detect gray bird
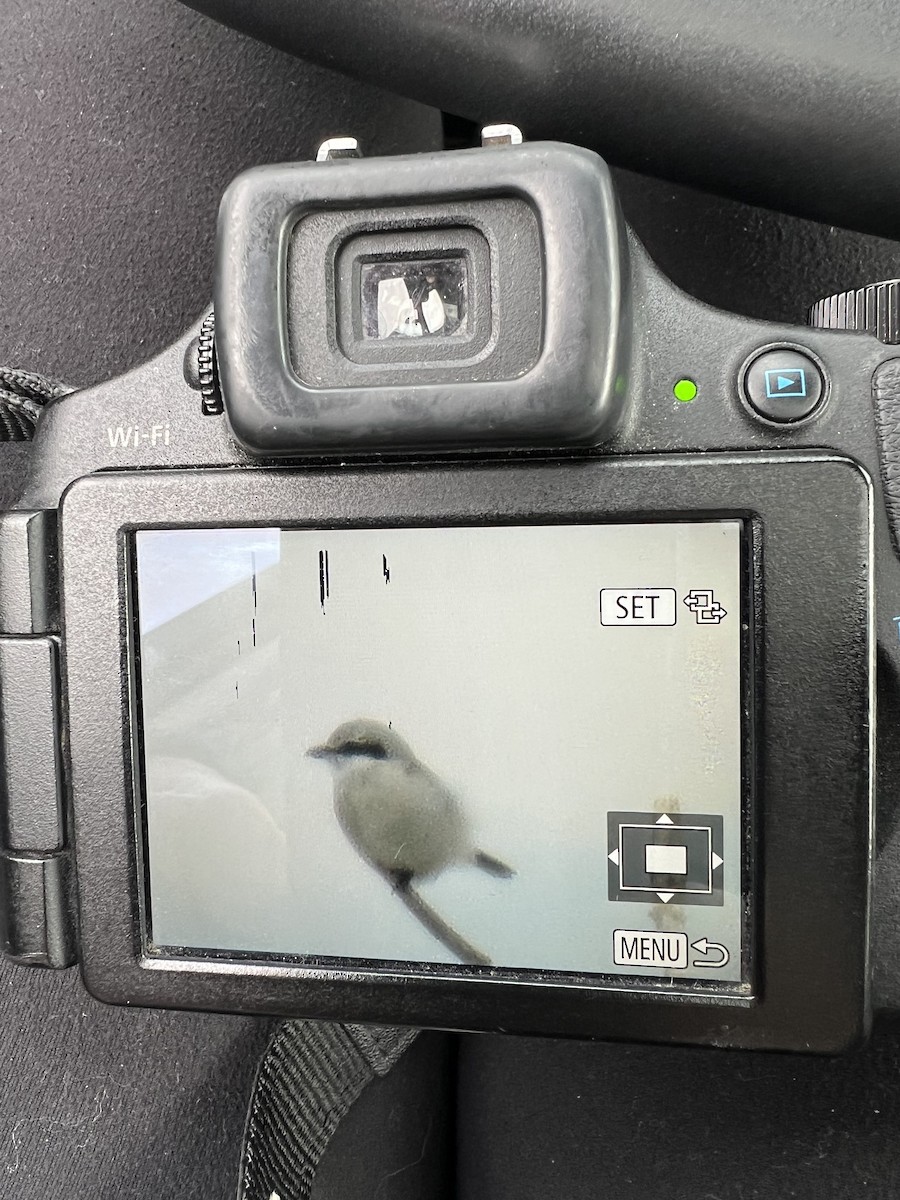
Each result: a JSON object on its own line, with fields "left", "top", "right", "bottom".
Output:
{"left": 308, "top": 718, "right": 513, "bottom": 891}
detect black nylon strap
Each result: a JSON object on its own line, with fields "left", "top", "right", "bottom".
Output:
{"left": 238, "top": 1021, "right": 418, "bottom": 1200}
{"left": 0, "top": 367, "right": 73, "bottom": 440}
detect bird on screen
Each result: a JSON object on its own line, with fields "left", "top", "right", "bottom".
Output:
{"left": 307, "top": 718, "right": 513, "bottom": 892}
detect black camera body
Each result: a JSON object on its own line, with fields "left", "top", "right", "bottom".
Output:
{"left": 1, "top": 141, "right": 896, "bottom": 1054}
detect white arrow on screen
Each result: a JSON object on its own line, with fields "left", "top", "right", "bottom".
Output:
{"left": 691, "top": 938, "right": 730, "bottom": 967}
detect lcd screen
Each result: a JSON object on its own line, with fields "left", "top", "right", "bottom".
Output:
{"left": 134, "top": 521, "right": 745, "bottom": 984}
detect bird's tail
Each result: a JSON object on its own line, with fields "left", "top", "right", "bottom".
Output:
{"left": 474, "top": 850, "right": 515, "bottom": 879}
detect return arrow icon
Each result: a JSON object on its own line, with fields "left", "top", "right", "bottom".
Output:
{"left": 690, "top": 937, "right": 730, "bottom": 968}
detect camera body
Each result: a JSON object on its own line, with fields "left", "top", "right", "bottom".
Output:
{"left": 1, "top": 141, "right": 896, "bottom": 1053}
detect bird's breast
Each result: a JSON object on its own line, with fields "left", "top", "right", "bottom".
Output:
{"left": 333, "top": 760, "right": 468, "bottom": 879}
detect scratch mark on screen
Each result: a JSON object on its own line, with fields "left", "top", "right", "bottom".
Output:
{"left": 383, "top": 554, "right": 391, "bottom": 584}
{"left": 319, "top": 549, "right": 330, "bottom": 613}
{"left": 251, "top": 551, "right": 258, "bottom": 647}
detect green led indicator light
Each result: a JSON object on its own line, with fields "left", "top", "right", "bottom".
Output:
{"left": 673, "top": 378, "right": 698, "bottom": 403}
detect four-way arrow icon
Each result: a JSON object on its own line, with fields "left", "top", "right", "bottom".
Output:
{"left": 608, "top": 813, "right": 724, "bottom": 903}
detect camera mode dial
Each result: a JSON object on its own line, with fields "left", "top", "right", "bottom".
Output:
{"left": 808, "top": 280, "right": 900, "bottom": 344}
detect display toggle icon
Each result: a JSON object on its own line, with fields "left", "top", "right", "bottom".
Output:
{"left": 683, "top": 589, "right": 727, "bottom": 624}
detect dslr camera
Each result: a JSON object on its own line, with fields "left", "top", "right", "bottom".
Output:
{"left": 2, "top": 134, "right": 896, "bottom": 1053}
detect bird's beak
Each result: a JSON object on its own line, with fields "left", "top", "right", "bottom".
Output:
{"left": 307, "top": 744, "right": 331, "bottom": 759}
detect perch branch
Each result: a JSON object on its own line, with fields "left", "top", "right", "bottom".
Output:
{"left": 381, "top": 873, "right": 491, "bottom": 966}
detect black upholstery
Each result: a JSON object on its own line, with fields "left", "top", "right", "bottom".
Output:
{"left": 184, "top": 0, "right": 900, "bottom": 238}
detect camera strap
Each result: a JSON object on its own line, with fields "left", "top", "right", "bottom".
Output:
{"left": 0, "top": 366, "right": 73, "bottom": 440}
{"left": 237, "top": 1020, "right": 418, "bottom": 1200}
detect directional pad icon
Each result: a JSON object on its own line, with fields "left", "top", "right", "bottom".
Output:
{"left": 607, "top": 811, "right": 725, "bottom": 907}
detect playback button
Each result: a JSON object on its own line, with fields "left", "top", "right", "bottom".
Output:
{"left": 740, "top": 345, "right": 827, "bottom": 424}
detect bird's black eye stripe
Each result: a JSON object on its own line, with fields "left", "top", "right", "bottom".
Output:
{"left": 338, "top": 740, "right": 389, "bottom": 759}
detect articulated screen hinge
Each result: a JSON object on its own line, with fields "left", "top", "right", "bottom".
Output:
{"left": 0, "top": 515, "right": 76, "bottom": 967}
{"left": 0, "top": 849, "right": 75, "bottom": 967}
